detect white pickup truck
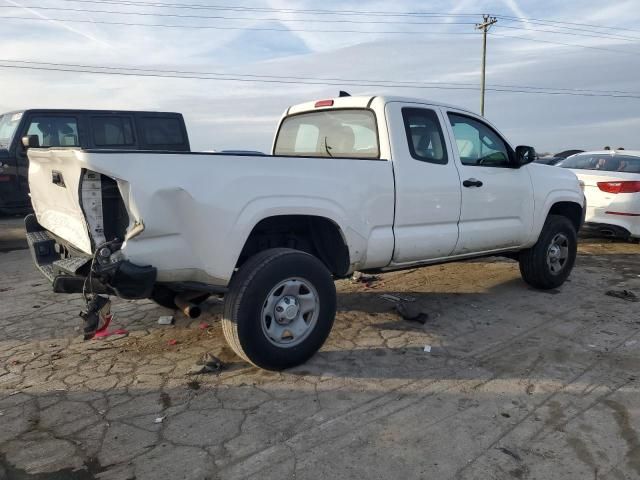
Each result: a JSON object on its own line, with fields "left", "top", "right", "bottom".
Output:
{"left": 25, "top": 95, "right": 585, "bottom": 370}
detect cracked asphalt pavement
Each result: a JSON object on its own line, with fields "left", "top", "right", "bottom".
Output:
{"left": 1, "top": 215, "right": 639, "bottom": 479}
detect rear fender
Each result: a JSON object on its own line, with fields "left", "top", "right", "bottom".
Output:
{"left": 229, "top": 196, "right": 365, "bottom": 273}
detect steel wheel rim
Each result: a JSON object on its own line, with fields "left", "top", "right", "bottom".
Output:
{"left": 546, "top": 233, "right": 569, "bottom": 275}
{"left": 261, "top": 277, "right": 319, "bottom": 348}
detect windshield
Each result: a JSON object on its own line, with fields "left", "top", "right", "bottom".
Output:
{"left": 274, "top": 109, "right": 379, "bottom": 159}
{"left": 0, "top": 112, "right": 23, "bottom": 147}
{"left": 557, "top": 153, "right": 640, "bottom": 173}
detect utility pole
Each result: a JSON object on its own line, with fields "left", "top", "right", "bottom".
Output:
{"left": 476, "top": 14, "right": 497, "bottom": 116}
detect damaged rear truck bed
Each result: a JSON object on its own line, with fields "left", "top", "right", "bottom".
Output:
{"left": 24, "top": 94, "right": 585, "bottom": 370}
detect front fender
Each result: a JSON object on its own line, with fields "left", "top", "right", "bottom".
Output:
{"left": 528, "top": 188, "right": 585, "bottom": 246}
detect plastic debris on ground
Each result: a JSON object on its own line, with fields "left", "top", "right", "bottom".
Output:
{"left": 497, "top": 447, "right": 522, "bottom": 462}
{"left": 92, "top": 314, "right": 129, "bottom": 339}
{"left": 350, "top": 271, "right": 380, "bottom": 287}
{"left": 380, "top": 293, "right": 416, "bottom": 303}
{"left": 395, "top": 302, "right": 429, "bottom": 324}
{"left": 199, "top": 322, "right": 209, "bottom": 330}
{"left": 154, "top": 416, "right": 166, "bottom": 424}
{"left": 605, "top": 289, "right": 638, "bottom": 302}
{"left": 167, "top": 339, "right": 179, "bottom": 346}
{"left": 158, "top": 315, "right": 174, "bottom": 325}
{"left": 188, "top": 352, "right": 226, "bottom": 375}
{"left": 423, "top": 345, "right": 432, "bottom": 353}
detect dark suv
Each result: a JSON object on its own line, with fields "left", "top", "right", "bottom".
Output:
{"left": 0, "top": 109, "right": 190, "bottom": 214}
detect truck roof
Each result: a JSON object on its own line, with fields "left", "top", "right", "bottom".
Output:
{"left": 286, "top": 95, "right": 478, "bottom": 116}
{"left": 1, "top": 109, "right": 183, "bottom": 117}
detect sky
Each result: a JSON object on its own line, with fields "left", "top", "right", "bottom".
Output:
{"left": 1, "top": 0, "right": 640, "bottom": 154}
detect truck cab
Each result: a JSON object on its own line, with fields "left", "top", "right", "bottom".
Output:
{"left": 0, "top": 109, "right": 190, "bottom": 214}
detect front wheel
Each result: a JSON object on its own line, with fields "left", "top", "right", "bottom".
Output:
{"left": 222, "top": 248, "right": 336, "bottom": 370}
{"left": 519, "top": 215, "right": 577, "bottom": 289}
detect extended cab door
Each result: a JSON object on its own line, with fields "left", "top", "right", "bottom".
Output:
{"left": 443, "top": 109, "right": 534, "bottom": 254}
{"left": 386, "top": 102, "right": 462, "bottom": 264}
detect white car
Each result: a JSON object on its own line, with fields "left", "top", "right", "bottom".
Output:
{"left": 25, "top": 94, "right": 585, "bottom": 369}
{"left": 557, "top": 150, "right": 640, "bottom": 240}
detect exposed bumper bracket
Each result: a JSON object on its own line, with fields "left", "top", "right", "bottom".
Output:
{"left": 26, "top": 214, "right": 157, "bottom": 299}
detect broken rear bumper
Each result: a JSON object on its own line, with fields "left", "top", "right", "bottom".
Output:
{"left": 25, "top": 214, "right": 157, "bottom": 299}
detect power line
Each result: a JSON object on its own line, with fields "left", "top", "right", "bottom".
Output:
{"left": 494, "top": 13, "right": 640, "bottom": 35}
{"left": 45, "top": 0, "right": 640, "bottom": 37}
{"left": 495, "top": 24, "right": 640, "bottom": 43}
{"left": 495, "top": 15, "right": 640, "bottom": 40}
{"left": 1, "top": 13, "right": 637, "bottom": 47}
{"left": 1, "top": 60, "right": 640, "bottom": 99}
{"left": 1, "top": 6, "right": 638, "bottom": 48}
{"left": 3, "top": 6, "right": 637, "bottom": 44}
{"left": 0, "top": 15, "right": 484, "bottom": 34}
{"left": 4, "top": 13, "right": 639, "bottom": 56}
{"left": 3, "top": 58, "right": 638, "bottom": 96}
{"left": 489, "top": 31, "right": 640, "bottom": 56}
{"left": 45, "top": 0, "right": 484, "bottom": 17}
{"left": 0, "top": 5, "right": 479, "bottom": 25}
{"left": 30, "top": 0, "right": 640, "bottom": 43}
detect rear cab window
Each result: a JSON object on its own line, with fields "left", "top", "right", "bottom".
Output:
{"left": 274, "top": 109, "right": 379, "bottom": 159}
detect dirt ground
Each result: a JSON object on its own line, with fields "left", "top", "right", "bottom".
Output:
{"left": 0, "top": 216, "right": 639, "bottom": 479}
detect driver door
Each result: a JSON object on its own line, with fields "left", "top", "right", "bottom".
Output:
{"left": 444, "top": 109, "right": 534, "bottom": 254}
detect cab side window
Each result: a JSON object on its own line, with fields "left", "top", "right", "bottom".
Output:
{"left": 26, "top": 117, "right": 79, "bottom": 147}
{"left": 92, "top": 116, "right": 135, "bottom": 147}
{"left": 448, "top": 113, "right": 511, "bottom": 167}
{"left": 402, "top": 108, "right": 448, "bottom": 165}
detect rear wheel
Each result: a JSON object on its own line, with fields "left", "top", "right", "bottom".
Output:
{"left": 519, "top": 215, "right": 577, "bottom": 289}
{"left": 222, "top": 248, "right": 336, "bottom": 370}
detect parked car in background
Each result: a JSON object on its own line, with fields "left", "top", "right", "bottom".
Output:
{"left": 535, "top": 149, "right": 584, "bottom": 165}
{"left": 557, "top": 150, "right": 640, "bottom": 240}
{"left": 24, "top": 94, "right": 584, "bottom": 370}
{"left": 0, "top": 109, "right": 190, "bottom": 214}
{"left": 219, "top": 150, "right": 266, "bottom": 155}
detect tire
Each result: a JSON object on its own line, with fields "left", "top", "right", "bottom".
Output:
{"left": 519, "top": 215, "right": 577, "bottom": 289}
{"left": 222, "top": 248, "right": 336, "bottom": 370}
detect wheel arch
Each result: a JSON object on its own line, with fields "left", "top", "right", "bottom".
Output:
{"left": 528, "top": 189, "right": 584, "bottom": 246}
{"left": 236, "top": 214, "right": 351, "bottom": 277}
{"left": 547, "top": 200, "right": 584, "bottom": 232}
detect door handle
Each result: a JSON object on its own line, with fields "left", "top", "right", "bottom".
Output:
{"left": 52, "top": 171, "right": 65, "bottom": 187}
{"left": 463, "top": 178, "right": 483, "bottom": 188}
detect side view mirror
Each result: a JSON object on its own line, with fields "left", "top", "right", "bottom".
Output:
{"left": 22, "top": 135, "right": 40, "bottom": 149}
{"left": 515, "top": 145, "right": 536, "bottom": 167}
